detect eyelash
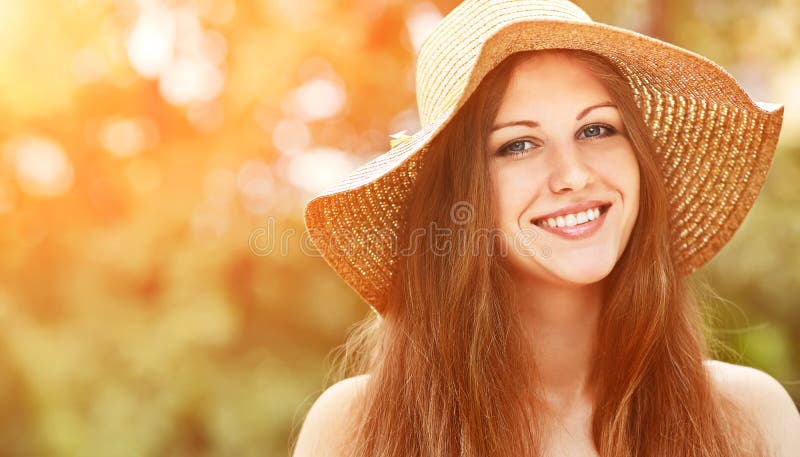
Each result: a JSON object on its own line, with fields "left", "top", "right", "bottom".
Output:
{"left": 496, "top": 123, "right": 617, "bottom": 157}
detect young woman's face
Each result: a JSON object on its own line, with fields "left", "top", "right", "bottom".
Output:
{"left": 487, "top": 53, "right": 640, "bottom": 288}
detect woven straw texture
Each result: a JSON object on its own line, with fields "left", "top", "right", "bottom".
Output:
{"left": 303, "top": 0, "right": 784, "bottom": 315}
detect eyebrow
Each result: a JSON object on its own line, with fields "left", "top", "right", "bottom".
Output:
{"left": 489, "top": 101, "right": 618, "bottom": 133}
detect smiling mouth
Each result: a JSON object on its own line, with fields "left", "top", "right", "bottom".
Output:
{"left": 532, "top": 203, "right": 611, "bottom": 228}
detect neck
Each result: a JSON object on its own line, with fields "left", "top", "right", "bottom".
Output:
{"left": 514, "top": 277, "right": 603, "bottom": 411}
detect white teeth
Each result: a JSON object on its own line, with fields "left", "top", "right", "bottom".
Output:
{"left": 537, "top": 205, "right": 605, "bottom": 228}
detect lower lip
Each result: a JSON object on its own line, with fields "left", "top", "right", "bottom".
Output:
{"left": 534, "top": 206, "right": 609, "bottom": 240}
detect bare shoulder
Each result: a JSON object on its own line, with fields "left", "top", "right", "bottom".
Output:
{"left": 704, "top": 359, "right": 800, "bottom": 457}
{"left": 292, "top": 374, "right": 371, "bottom": 457}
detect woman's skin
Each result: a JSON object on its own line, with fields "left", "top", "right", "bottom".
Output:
{"left": 486, "top": 52, "right": 640, "bottom": 449}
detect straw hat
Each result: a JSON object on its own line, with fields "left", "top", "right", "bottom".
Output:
{"left": 303, "top": 0, "right": 784, "bottom": 316}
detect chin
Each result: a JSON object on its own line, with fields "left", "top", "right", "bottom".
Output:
{"left": 507, "top": 254, "right": 616, "bottom": 288}
{"left": 555, "top": 266, "right": 613, "bottom": 285}
{"left": 540, "top": 257, "right": 616, "bottom": 286}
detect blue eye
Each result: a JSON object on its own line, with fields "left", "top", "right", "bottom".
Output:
{"left": 578, "top": 124, "right": 615, "bottom": 139}
{"left": 498, "top": 139, "right": 537, "bottom": 157}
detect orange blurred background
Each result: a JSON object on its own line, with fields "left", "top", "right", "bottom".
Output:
{"left": 0, "top": 0, "right": 798, "bottom": 456}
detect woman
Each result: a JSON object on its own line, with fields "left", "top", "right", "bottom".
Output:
{"left": 293, "top": 1, "right": 799, "bottom": 456}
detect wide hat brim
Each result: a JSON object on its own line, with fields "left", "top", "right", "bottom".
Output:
{"left": 304, "top": 16, "right": 784, "bottom": 316}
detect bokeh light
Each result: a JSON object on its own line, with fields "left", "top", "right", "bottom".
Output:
{"left": 284, "top": 77, "right": 347, "bottom": 122}
{"left": 236, "top": 159, "right": 274, "bottom": 215}
{"left": 272, "top": 118, "right": 312, "bottom": 155}
{"left": 406, "top": 2, "right": 443, "bottom": 52}
{"left": 4, "top": 136, "right": 74, "bottom": 198}
{"left": 282, "top": 147, "right": 360, "bottom": 196}
{"left": 98, "top": 117, "right": 157, "bottom": 158}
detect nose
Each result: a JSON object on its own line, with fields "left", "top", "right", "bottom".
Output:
{"left": 546, "top": 142, "right": 593, "bottom": 193}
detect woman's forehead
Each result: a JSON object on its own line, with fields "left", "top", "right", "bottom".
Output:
{"left": 504, "top": 53, "right": 610, "bottom": 97}
{"left": 495, "top": 56, "right": 615, "bottom": 122}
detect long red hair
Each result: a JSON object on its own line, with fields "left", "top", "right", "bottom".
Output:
{"left": 319, "top": 49, "right": 768, "bottom": 457}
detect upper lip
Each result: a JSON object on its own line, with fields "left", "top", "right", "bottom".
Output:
{"left": 532, "top": 200, "right": 611, "bottom": 222}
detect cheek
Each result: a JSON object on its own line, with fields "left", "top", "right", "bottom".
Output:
{"left": 620, "top": 147, "right": 640, "bottom": 198}
{"left": 490, "top": 164, "right": 544, "bottom": 225}
{"left": 590, "top": 145, "right": 640, "bottom": 196}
